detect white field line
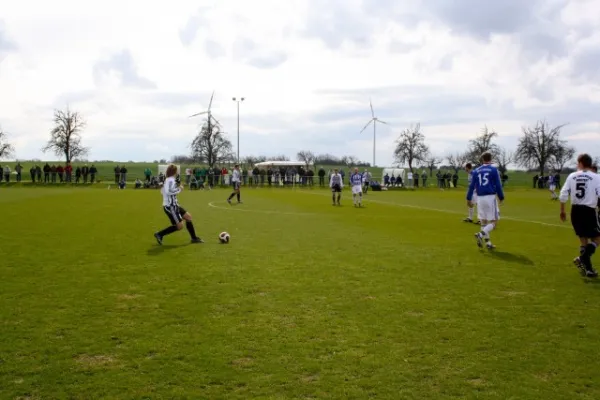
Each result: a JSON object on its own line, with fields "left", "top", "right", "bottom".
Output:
{"left": 298, "top": 190, "right": 568, "bottom": 229}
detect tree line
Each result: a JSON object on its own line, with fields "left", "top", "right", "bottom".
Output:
{"left": 393, "top": 120, "right": 577, "bottom": 175}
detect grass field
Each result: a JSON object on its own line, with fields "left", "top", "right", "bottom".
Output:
{"left": 2, "top": 185, "right": 599, "bottom": 399}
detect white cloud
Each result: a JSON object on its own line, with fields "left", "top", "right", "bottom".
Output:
{"left": 0, "top": 0, "right": 599, "bottom": 166}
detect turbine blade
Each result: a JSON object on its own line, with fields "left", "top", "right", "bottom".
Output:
{"left": 377, "top": 120, "right": 389, "bottom": 125}
{"left": 370, "top": 99, "right": 374, "bottom": 118}
{"left": 208, "top": 90, "right": 215, "bottom": 110}
{"left": 210, "top": 115, "right": 222, "bottom": 126}
{"left": 189, "top": 111, "right": 208, "bottom": 118}
{"left": 360, "top": 120, "right": 373, "bottom": 133}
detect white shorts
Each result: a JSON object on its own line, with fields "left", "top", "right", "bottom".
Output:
{"left": 549, "top": 184, "right": 556, "bottom": 191}
{"left": 477, "top": 195, "right": 499, "bottom": 222}
{"left": 352, "top": 185, "right": 363, "bottom": 195}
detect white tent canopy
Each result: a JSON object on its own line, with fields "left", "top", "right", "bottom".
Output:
{"left": 254, "top": 161, "right": 308, "bottom": 167}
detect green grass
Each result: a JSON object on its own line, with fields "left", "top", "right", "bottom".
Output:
{"left": 1, "top": 185, "right": 599, "bottom": 399}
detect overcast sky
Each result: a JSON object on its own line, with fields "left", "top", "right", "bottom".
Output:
{"left": 1, "top": 0, "right": 599, "bottom": 165}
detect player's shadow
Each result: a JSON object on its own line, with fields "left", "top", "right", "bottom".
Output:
{"left": 147, "top": 244, "right": 186, "bottom": 256}
{"left": 485, "top": 251, "right": 535, "bottom": 266}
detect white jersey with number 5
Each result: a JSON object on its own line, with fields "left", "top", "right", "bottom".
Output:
{"left": 559, "top": 171, "right": 600, "bottom": 208}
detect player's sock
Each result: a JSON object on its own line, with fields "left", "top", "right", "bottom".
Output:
{"left": 359, "top": 193, "right": 362, "bottom": 205}
{"left": 482, "top": 223, "right": 495, "bottom": 236}
{"left": 185, "top": 221, "right": 197, "bottom": 239}
{"left": 332, "top": 193, "right": 336, "bottom": 203}
{"left": 468, "top": 207, "right": 474, "bottom": 220}
{"left": 236, "top": 193, "right": 240, "bottom": 202}
{"left": 337, "top": 194, "right": 341, "bottom": 203}
{"left": 158, "top": 225, "right": 178, "bottom": 237}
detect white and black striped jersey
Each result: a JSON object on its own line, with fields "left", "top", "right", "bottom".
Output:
{"left": 231, "top": 169, "right": 241, "bottom": 182}
{"left": 162, "top": 176, "right": 181, "bottom": 206}
{"left": 330, "top": 173, "right": 343, "bottom": 188}
{"left": 559, "top": 170, "right": 600, "bottom": 208}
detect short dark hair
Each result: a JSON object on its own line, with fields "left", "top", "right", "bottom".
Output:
{"left": 578, "top": 153, "right": 593, "bottom": 168}
{"left": 465, "top": 163, "right": 472, "bottom": 169}
{"left": 481, "top": 152, "right": 492, "bottom": 163}
{"left": 592, "top": 165, "right": 598, "bottom": 173}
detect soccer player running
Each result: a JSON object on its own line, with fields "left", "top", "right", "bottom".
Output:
{"left": 466, "top": 152, "right": 504, "bottom": 250}
{"left": 154, "top": 164, "right": 203, "bottom": 245}
{"left": 227, "top": 164, "right": 242, "bottom": 204}
{"left": 560, "top": 154, "right": 600, "bottom": 278}
{"left": 350, "top": 168, "right": 364, "bottom": 207}
{"left": 362, "top": 169, "right": 371, "bottom": 194}
{"left": 548, "top": 173, "right": 558, "bottom": 200}
{"left": 463, "top": 163, "right": 480, "bottom": 225}
{"left": 330, "top": 168, "right": 343, "bottom": 206}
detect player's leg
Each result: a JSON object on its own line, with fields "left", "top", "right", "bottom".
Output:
{"left": 227, "top": 184, "right": 237, "bottom": 203}
{"left": 236, "top": 183, "right": 242, "bottom": 203}
{"left": 337, "top": 187, "right": 341, "bottom": 205}
{"left": 181, "top": 208, "right": 203, "bottom": 243}
{"left": 358, "top": 190, "right": 363, "bottom": 206}
{"left": 155, "top": 206, "right": 185, "bottom": 244}
{"left": 331, "top": 187, "right": 336, "bottom": 205}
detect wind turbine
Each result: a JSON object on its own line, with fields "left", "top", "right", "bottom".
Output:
{"left": 359, "top": 99, "right": 389, "bottom": 167}
{"left": 189, "top": 90, "right": 222, "bottom": 128}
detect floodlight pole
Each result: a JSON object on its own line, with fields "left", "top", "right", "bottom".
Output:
{"left": 232, "top": 97, "right": 245, "bottom": 163}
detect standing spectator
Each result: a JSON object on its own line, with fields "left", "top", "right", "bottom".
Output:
{"left": 414, "top": 172, "right": 419, "bottom": 188}
{"left": 533, "top": 174, "right": 538, "bottom": 189}
{"left": 221, "top": 166, "right": 228, "bottom": 185}
{"left": 75, "top": 166, "right": 81, "bottom": 183}
{"left": 407, "top": 170, "right": 413, "bottom": 188}
{"left": 57, "top": 164, "right": 64, "bottom": 182}
{"left": 267, "top": 167, "right": 273, "bottom": 186}
{"left": 15, "top": 162, "right": 23, "bottom": 182}
{"left": 35, "top": 165, "right": 42, "bottom": 182}
{"left": 242, "top": 166, "right": 248, "bottom": 186}
{"left": 144, "top": 166, "right": 152, "bottom": 182}
{"left": 30, "top": 165, "right": 36, "bottom": 182}
{"left": 120, "top": 165, "right": 127, "bottom": 183}
{"left": 308, "top": 169, "right": 314, "bottom": 186}
{"left": 82, "top": 164, "right": 89, "bottom": 183}
{"left": 90, "top": 164, "right": 97, "bottom": 183}
{"left": 114, "top": 165, "right": 121, "bottom": 184}
{"left": 452, "top": 172, "right": 458, "bottom": 188}
{"left": 65, "top": 163, "right": 73, "bottom": 182}
{"left": 3, "top": 165, "right": 11, "bottom": 182}
{"left": 208, "top": 167, "right": 215, "bottom": 188}
{"left": 253, "top": 166, "right": 260, "bottom": 186}
{"left": 340, "top": 168, "right": 345, "bottom": 183}
{"left": 318, "top": 167, "right": 325, "bottom": 186}
{"left": 260, "top": 169, "right": 266, "bottom": 186}
{"left": 214, "top": 167, "right": 221, "bottom": 187}
{"left": 422, "top": 171, "right": 428, "bottom": 187}
{"left": 51, "top": 164, "right": 57, "bottom": 183}
{"left": 554, "top": 172, "right": 560, "bottom": 188}
{"left": 185, "top": 167, "right": 192, "bottom": 185}
{"left": 43, "top": 163, "right": 51, "bottom": 183}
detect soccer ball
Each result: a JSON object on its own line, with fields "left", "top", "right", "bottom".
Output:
{"left": 219, "top": 232, "right": 230, "bottom": 244}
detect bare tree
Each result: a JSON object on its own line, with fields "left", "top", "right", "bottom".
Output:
{"left": 446, "top": 152, "right": 469, "bottom": 174}
{"left": 190, "top": 123, "right": 234, "bottom": 167}
{"left": 315, "top": 153, "right": 340, "bottom": 165}
{"left": 394, "top": 123, "right": 429, "bottom": 172}
{"left": 0, "top": 127, "right": 15, "bottom": 159}
{"left": 270, "top": 154, "right": 290, "bottom": 161}
{"left": 297, "top": 150, "right": 316, "bottom": 170}
{"left": 42, "top": 108, "right": 89, "bottom": 163}
{"left": 242, "top": 155, "right": 267, "bottom": 167}
{"left": 340, "top": 155, "right": 359, "bottom": 169}
{"left": 496, "top": 147, "right": 514, "bottom": 174}
{"left": 466, "top": 125, "right": 500, "bottom": 165}
{"left": 550, "top": 144, "right": 575, "bottom": 173}
{"left": 424, "top": 153, "right": 442, "bottom": 177}
{"left": 515, "top": 120, "right": 567, "bottom": 175}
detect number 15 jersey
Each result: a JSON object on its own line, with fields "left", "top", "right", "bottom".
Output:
{"left": 559, "top": 170, "right": 600, "bottom": 208}
{"left": 466, "top": 164, "right": 504, "bottom": 201}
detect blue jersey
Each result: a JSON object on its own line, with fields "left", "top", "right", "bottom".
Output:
{"left": 350, "top": 173, "right": 363, "bottom": 186}
{"left": 549, "top": 175, "right": 554, "bottom": 184}
{"left": 467, "top": 164, "right": 504, "bottom": 201}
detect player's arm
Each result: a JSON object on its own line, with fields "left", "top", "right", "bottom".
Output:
{"left": 558, "top": 176, "right": 571, "bottom": 203}
{"left": 329, "top": 175, "right": 333, "bottom": 188}
{"left": 494, "top": 169, "right": 505, "bottom": 202}
{"left": 165, "top": 179, "right": 182, "bottom": 195}
{"left": 466, "top": 172, "right": 476, "bottom": 203}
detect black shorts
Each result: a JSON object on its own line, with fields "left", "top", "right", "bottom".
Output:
{"left": 571, "top": 205, "right": 600, "bottom": 238}
{"left": 233, "top": 181, "right": 240, "bottom": 190}
{"left": 164, "top": 205, "right": 187, "bottom": 225}
{"left": 331, "top": 184, "right": 342, "bottom": 193}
